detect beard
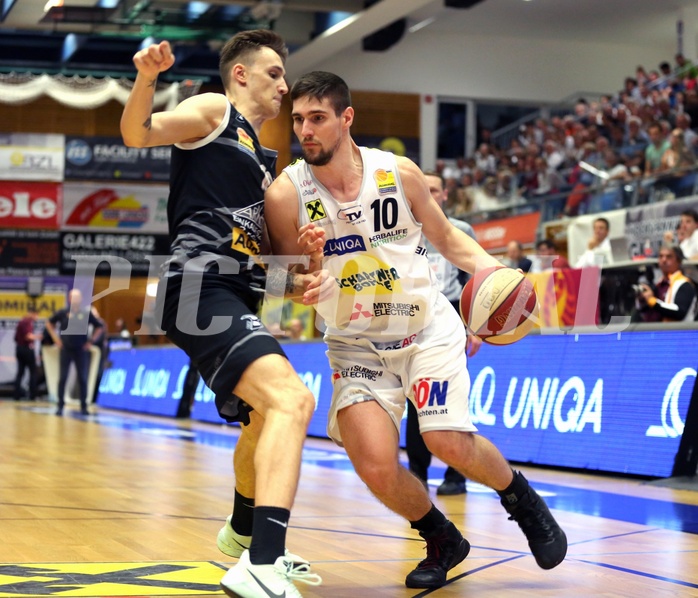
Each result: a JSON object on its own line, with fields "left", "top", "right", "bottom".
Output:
{"left": 301, "top": 145, "right": 334, "bottom": 166}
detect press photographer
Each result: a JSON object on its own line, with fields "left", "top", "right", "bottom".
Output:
{"left": 633, "top": 245, "right": 697, "bottom": 323}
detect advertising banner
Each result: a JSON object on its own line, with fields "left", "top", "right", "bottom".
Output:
{"left": 59, "top": 231, "right": 170, "bottom": 276}
{"left": 0, "top": 181, "right": 62, "bottom": 229}
{"left": 624, "top": 195, "right": 698, "bottom": 258}
{"left": 62, "top": 182, "right": 169, "bottom": 234}
{"left": 98, "top": 330, "right": 694, "bottom": 477}
{"left": 0, "top": 287, "right": 67, "bottom": 321}
{"left": 65, "top": 136, "right": 171, "bottom": 182}
{"left": 0, "top": 229, "right": 60, "bottom": 276}
{"left": 0, "top": 133, "right": 65, "bottom": 181}
{"left": 99, "top": 343, "right": 338, "bottom": 441}
{"left": 473, "top": 211, "right": 540, "bottom": 251}
{"left": 468, "top": 329, "right": 694, "bottom": 477}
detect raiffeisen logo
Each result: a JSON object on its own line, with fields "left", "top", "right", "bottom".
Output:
{"left": 469, "top": 367, "right": 603, "bottom": 434}
{"left": 645, "top": 367, "right": 695, "bottom": 438}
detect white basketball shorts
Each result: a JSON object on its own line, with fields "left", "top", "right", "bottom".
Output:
{"left": 325, "top": 293, "right": 478, "bottom": 445}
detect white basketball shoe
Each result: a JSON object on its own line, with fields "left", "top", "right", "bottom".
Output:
{"left": 220, "top": 549, "right": 321, "bottom": 598}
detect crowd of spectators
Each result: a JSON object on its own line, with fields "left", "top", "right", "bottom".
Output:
{"left": 440, "top": 53, "right": 698, "bottom": 222}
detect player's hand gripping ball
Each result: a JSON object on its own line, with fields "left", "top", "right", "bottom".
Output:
{"left": 460, "top": 266, "right": 538, "bottom": 345}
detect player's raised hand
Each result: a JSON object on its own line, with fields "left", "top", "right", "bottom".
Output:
{"left": 298, "top": 223, "right": 325, "bottom": 269}
{"left": 132, "top": 41, "right": 175, "bottom": 78}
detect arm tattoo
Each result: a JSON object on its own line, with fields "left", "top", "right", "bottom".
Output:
{"left": 147, "top": 78, "right": 157, "bottom": 89}
{"left": 266, "top": 267, "right": 297, "bottom": 295}
{"left": 142, "top": 116, "right": 152, "bottom": 131}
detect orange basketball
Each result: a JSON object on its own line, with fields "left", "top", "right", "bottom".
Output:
{"left": 460, "top": 266, "right": 538, "bottom": 345}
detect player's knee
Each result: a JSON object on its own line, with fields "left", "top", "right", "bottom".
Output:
{"left": 354, "top": 459, "right": 399, "bottom": 493}
{"left": 425, "top": 431, "right": 474, "bottom": 468}
{"left": 267, "top": 384, "right": 315, "bottom": 426}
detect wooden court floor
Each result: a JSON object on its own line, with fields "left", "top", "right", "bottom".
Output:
{"left": 1, "top": 400, "right": 698, "bottom": 597}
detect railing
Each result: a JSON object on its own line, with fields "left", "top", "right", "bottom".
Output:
{"left": 458, "top": 163, "right": 698, "bottom": 230}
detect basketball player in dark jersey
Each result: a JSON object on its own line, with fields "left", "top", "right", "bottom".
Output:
{"left": 121, "top": 31, "right": 322, "bottom": 598}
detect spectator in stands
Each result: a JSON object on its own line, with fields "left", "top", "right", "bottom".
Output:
{"left": 624, "top": 116, "right": 649, "bottom": 147}
{"left": 676, "top": 113, "right": 698, "bottom": 154}
{"left": 542, "top": 140, "right": 565, "bottom": 172}
{"left": 675, "top": 53, "right": 698, "bottom": 81}
{"left": 470, "top": 176, "right": 501, "bottom": 213}
{"left": 532, "top": 239, "right": 570, "bottom": 271}
{"left": 474, "top": 143, "right": 497, "bottom": 174}
{"left": 658, "top": 61, "right": 674, "bottom": 90}
{"left": 603, "top": 150, "right": 632, "bottom": 184}
{"left": 660, "top": 128, "right": 697, "bottom": 176}
{"left": 634, "top": 244, "right": 697, "bottom": 323}
{"left": 496, "top": 169, "right": 523, "bottom": 204}
{"left": 575, "top": 217, "right": 613, "bottom": 268}
{"left": 504, "top": 240, "right": 532, "bottom": 272}
{"left": 443, "top": 156, "right": 467, "bottom": 181}
{"left": 644, "top": 122, "right": 670, "bottom": 177}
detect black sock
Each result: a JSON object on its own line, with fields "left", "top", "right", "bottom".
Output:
{"left": 230, "top": 489, "right": 255, "bottom": 536}
{"left": 409, "top": 504, "right": 448, "bottom": 535}
{"left": 497, "top": 470, "right": 529, "bottom": 506}
{"left": 248, "top": 506, "right": 289, "bottom": 565}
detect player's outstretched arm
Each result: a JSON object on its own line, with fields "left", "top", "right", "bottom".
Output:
{"left": 121, "top": 41, "right": 225, "bottom": 148}
{"left": 398, "top": 157, "right": 500, "bottom": 274}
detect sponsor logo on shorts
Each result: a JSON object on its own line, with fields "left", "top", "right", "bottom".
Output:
{"left": 413, "top": 378, "right": 449, "bottom": 409}
{"left": 241, "top": 314, "right": 263, "bottom": 331}
{"left": 325, "top": 234, "right": 367, "bottom": 256}
{"left": 336, "top": 267, "right": 400, "bottom": 291}
{"left": 373, "top": 169, "right": 397, "bottom": 194}
{"left": 369, "top": 228, "right": 407, "bottom": 247}
{"left": 376, "top": 333, "right": 418, "bottom": 351}
{"left": 350, "top": 302, "right": 373, "bottom": 321}
{"left": 373, "top": 302, "right": 420, "bottom": 317}
{"left": 335, "top": 365, "right": 383, "bottom": 381}
{"left": 305, "top": 198, "right": 327, "bottom": 221}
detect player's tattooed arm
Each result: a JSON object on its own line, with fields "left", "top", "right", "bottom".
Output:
{"left": 265, "top": 266, "right": 299, "bottom": 296}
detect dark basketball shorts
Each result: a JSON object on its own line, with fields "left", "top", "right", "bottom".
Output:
{"left": 157, "top": 273, "right": 287, "bottom": 424}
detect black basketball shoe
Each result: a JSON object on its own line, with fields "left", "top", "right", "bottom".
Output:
{"left": 501, "top": 474, "right": 567, "bottom": 569}
{"left": 405, "top": 521, "right": 470, "bottom": 588}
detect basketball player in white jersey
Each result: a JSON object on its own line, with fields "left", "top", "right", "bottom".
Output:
{"left": 265, "top": 71, "right": 567, "bottom": 589}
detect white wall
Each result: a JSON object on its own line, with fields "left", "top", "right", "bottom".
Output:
{"left": 313, "top": 30, "right": 676, "bottom": 104}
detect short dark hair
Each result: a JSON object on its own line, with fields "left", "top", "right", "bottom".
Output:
{"left": 594, "top": 217, "right": 610, "bottom": 229}
{"left": 661, "top": 244, "right": 685, "bottom": 263}
{"left": 219, "top": 29, "right": 288, "bottom": 90}
{"left": 422, "top": 170, "right": 443, "bottom": 184}
{"left": 536, "top": 239, "right": 556, "bottom": 251}
{"left": 290, "top": 71, "right": 351, "bottom": 116}
{"left": 681, "top": 209, "right": 698, "bottom": 223}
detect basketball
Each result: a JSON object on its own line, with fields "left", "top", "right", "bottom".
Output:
{"left": 460, "top": 266, "right": 538, "bottom": 345}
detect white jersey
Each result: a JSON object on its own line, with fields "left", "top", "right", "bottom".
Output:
{"left": 285, "top": 147, "right": 439, "bottom": 342}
